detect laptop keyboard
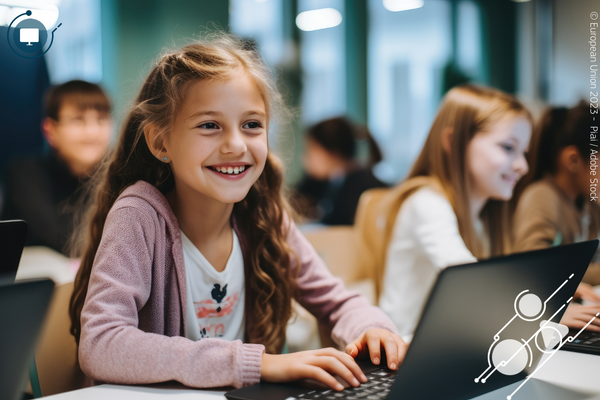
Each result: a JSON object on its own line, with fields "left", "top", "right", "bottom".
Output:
{"left": 289, "top": 368, "right": 396, "bottom": 399}
{"left": 570, "top": 330, "right": 600, "bottom": 347}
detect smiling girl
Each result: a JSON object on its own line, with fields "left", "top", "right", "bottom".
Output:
{"left": 364, "top": 85, "right": 532, "bottom": 337}
{"left": 68, "top": 35, "right": 404, "bottom": 391}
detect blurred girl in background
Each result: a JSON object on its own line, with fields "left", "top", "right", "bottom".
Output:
{"left": 293, "top": 117, "right": 387, "bottom": 225}
{"left": 361, "top": 85, "right": 532, "bottom": 337}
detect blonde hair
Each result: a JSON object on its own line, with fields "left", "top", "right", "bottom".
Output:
{"left": 70, "top": 33, "right": 297, "bottom": 354}
{"left": 362, "top": 85, "right": 532, "bottom": 300}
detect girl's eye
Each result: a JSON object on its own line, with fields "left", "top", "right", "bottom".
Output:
{"left": 198, "top": 122, "right": 219, "bottom": 130}
{"left": 242, "top": 121, "right": 262, "bottom": 129}
{"left": 500, "top": 144, "right": 514, "bottom": 152}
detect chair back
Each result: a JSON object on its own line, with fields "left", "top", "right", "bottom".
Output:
{"left": 303, "top": 226, "right": 365, "bottom": 284}
{"left": 353, "top": 177, "right": 444, "bottom": 303}
{"left": 353, "top": 187, "right": 392, "bottom": 303}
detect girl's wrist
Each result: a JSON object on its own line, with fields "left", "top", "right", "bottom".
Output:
{"left": 261, "top": 353, "right": 271, "bottom": 377}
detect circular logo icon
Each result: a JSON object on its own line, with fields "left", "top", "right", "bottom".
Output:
{"left": 7, "top": 10, "right": 61, "bottom": 59}
{"left": 12, "top": 18, "right": 48, "bottom": 55}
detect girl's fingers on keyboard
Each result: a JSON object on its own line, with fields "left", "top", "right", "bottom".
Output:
{"left": 302, "top": 365, "right": 345, "bottom": 391}
{"left": 381, "top": 336, "right": 398, "bottom": 370}
{"left": 365, "top": 329, "right": 382, "bottom": 366}
{"left": 311, "top": 355, "right": 360, "bottom": 387}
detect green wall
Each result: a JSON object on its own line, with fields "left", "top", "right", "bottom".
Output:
{"left": 100, "top": 0, "right": 229, "bottom": 126}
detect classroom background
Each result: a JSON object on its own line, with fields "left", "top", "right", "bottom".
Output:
{"left": 0, "top": 0, "right": 598, "bottom": 397}
{"left": 0, "top": 0, "right": 595, "bottom": 190}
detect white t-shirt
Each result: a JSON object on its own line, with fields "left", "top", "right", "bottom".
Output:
{"left": 181, "top": 229, "right": 245, "bottom": 341}
{"left": 378, "top": 187, "right": 477, "bottom": 337}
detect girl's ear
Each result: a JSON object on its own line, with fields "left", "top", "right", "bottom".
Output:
{"left": 561, "top": 145, "right": 583, "bottom": 173}
{"left": 441, "top": 127, "right": 454, "bottom": 155}
{"left": 144, "top": 124, "right": 169, "bottom": 162}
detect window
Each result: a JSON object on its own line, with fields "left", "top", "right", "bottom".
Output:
{"left": 298, "top": 0, "right": 346, "bottom": 125}
{"left": 44, "top": 0, "right": 103, "bottom": 84}
{"left": 368, "top": 0, "right": 482, "bottom": 183}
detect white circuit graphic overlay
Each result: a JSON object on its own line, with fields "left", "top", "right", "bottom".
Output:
{"left": 474, "top": 273, "right": 599, "bottom": 399}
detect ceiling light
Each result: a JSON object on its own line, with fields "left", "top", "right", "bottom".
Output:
{"left": 383, "top": 0, "right": 424, "bottom": 12}
{"left": 296, "top": 8, "right": 342, "bottom": 32}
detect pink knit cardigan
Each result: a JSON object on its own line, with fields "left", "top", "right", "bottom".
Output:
{"left": 79, "top": 180, "right": 398, "bottom": 389}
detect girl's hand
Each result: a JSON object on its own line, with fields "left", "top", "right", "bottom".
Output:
{"left": 344, "top": 328, "right": 408, "bottom": 371}
{"left": 560, "top": 303, "right": 600, "bottom": 332}
{"left": 574, "top": 282, "right": 600, "bottom": 303}
{"left": 261, "top": 348, "right": 368, "bottom": 391}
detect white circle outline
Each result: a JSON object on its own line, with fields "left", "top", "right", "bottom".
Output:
{"left": 514, "top": 290, "right": 546, "bottom": 321}
{"left": 535, "top": 325, "right": 562, "bottom": 354}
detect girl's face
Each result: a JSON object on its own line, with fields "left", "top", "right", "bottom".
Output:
{"left": 466, "top": 114, "right": 531, "bottom": 201}
{"left": 164, "top": 71, "right": 268, "bottom": 204}
{"left": 303, "top": 137, "right": 345, "bottom": 180}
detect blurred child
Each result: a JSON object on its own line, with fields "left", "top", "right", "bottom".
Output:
{"left": 69, "top": 35, "right": 405, "bottom": 391}
{"left": 365, "top": 85, "right": 532, "bottom": 337}
{"left": 513, "top": 102, "right": 600, "bottom": 332}
{"left": 293, "top": 117, "right": 386, "bottom": 225}
{"left": 1, "top": 80, "right": 112, "bottom": 255}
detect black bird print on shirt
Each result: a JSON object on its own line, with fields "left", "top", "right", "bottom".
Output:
{"left": 211, "top": 283, "right": 228, "bottom": 312}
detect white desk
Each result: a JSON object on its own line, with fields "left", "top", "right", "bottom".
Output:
{"left": 534, "top": 350, "right": 600, "bottom": 393}
{"left": 42, "top": 350, "right": 600, "bottom": 400}
{"left": 473, "top": 350, "right": 600, "bottom": 400}
{"left": 42, "top": 384, "right": 228, "bottom": 400}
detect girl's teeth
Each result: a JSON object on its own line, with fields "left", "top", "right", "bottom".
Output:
{"left": 213, "top": 166, "right": 247, "bottom": 174}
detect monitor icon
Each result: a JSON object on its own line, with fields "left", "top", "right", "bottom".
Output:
{"left": 20, "top": 28, "right": 39, "bottom": 46}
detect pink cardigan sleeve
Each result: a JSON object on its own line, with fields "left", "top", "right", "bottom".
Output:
{"left": 79, "top": 206, "right": 264, "bottom": 389}
{"left": 286, "top": 220, "right": 399, "bottom": 347}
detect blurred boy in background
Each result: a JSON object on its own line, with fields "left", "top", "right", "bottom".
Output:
{"left": 1, "top": 80, "right": 112, "bottom": 255}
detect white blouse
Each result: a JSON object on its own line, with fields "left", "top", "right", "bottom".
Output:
{"left": 378, "top": 187, "right": 477, "bottom": 337}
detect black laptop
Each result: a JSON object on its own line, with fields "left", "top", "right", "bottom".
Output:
{"left": 226, "top": 240, "right": 599, "bottom": 400}
{"left": 561, "top": 328, "right": 600, "bottom": 355}
{"left": 0, "top": 219, "right": 28, "bottom": 283}
{"left": 0, "top": 278, "right": 54, "bottom": 400}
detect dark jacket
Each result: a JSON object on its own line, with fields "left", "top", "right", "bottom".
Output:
{"left": 1, "top": 151, "right": 87, "bottom": 255}
{"left": 296, "top": 168, "right": 388, "bottom": 225}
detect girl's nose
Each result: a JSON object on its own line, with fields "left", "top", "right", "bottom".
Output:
{"left": 221, "top": 128, "right": 247, "bottom": 155}
{"left": 514, "top": 153, "right": 529, "bottom": 176}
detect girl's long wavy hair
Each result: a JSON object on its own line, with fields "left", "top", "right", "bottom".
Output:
{"left": 69, "top": 34, "right": 297, "bottom": 354}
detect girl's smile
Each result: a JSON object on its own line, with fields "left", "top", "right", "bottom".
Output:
{"left": 501, "top": 173, "right": 520, "bottom": 186}
{"left": 206, "top": 163, "right": 252, "bottom": 180}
